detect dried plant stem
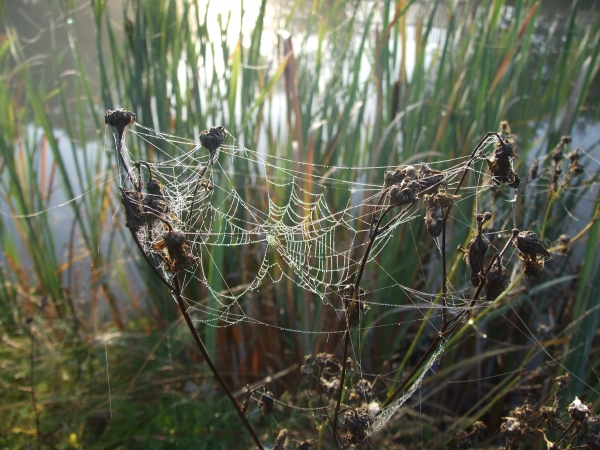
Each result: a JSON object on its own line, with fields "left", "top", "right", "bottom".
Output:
{"left": 332, "top": 201, "right": 415, "bottom": 446}
{"left": 171, "top": 275, "right": 264, "bottom": 450}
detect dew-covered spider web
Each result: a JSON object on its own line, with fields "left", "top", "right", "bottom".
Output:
{"left": 106, "top": 117, "right": 572, "bottom": 440}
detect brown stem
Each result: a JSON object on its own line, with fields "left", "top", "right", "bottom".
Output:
{"left": 171, "top": 275, "right": 264, "bottom": 449}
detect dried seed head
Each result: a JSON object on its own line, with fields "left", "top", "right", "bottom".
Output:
{"left": 120, "top": 188, "right": 145, "bottom": 233}
{"left": 199, "top": 126, "right": 226, "bottom": 158}
{"left": 561, "top": 135, "right": 572, "bottom": 145}
{"left": 388, "top": 179, "right": 419, "bottom": 207}
{"left": 486, "top": 261, "right": 508, "bottom": 302}
{"left": 315, "top": 353, "right": 341, "bottom": 372}
{"left": 458, "top": 236, "right": 489, "bottom": 287}
{"left": 551, "top": 147, "right": 564, "bottom": 164}
{"left": 342, "top": 407, "right": 373, "bottom": 445}
{"left": 556, "top": 234, "right": 570, "bottom": 256}
{"left": 272, "top": 429, "right": 288, "bottom": 450}
{"left": 434, "top": 191, "right": 461, "bottom": 208}
{"left": 508, "top": 171, "right": 521, "bottom": 189}
{"left": 540, "top": 405, "right": 559, "bottom": 421}
{"left": 568, "top": 148, "right": 580, "bottom": 163}
{"left": 528, "top": 158, "right": 539, "bottom": 180}
{"left": 154, "top": 229, "right": 198, "bottom": 273}
{"left": 351, "top": 379, "right": 375, "bottom": 402}
{"left": 476, "top": 212, "right": 493, "bottom": 224}
{"left": 523, "top": 259, "right": 544, "bottom": 279}
{"left": 568, "top": 397, "right": 591, "bottom": 423}
{"left": 554, "top": 373, "right": 570, "bottom": 391}
{"left": 423, "top": 194, "right": 443, "bottom": 237}
{"left": 500, "top": 417, "right": 523, "bottom": 438}
{"left": 383, "top": 165, "right": 417, "bottom": 189}
{"left": 487, "top": 139, "right": 520, "bottom": 187}
{"left": 105, "top": 108, "right": 136, "bottom": 131}
{"left": 454, "top": 430, "right": 472, "bottom": 449}
{"left": 417, "top": 163, "right": 445, "bottom": 194}
{"left": 515, "top": 230, "right": 551, "bottom": 261}
{"left": 499, "top": 120, "right": 511, "bottom": 135}
{"left": 258, "top": 391, "right": 274, "bottom": 416}
{"left": 471, "top": 421, "right": 487, "bottom": 437}
{"left": 320, "top": 376, "right": 340, "bottom": 397}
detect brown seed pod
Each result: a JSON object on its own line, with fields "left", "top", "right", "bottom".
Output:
{"left": 342, "top": 407, "right": 373, "bottom": 445}
{"left": 458, "top": 236, "right": 489, "bottom": 287}
{"left": 423, "top": 194, "right": 443, "bottom": 237}
{"left": 153, "top": 229, "right": 198, "bottom": 273}
{"left": 383, "top": 165, "right": 417, "bottom": 189}
{"left": 351, "top": 379, "right": 375, "bottom": 402}
{"left": 388, "top": 179, "right": 419, "bottom": 207}
{"left": 433, "top": 191, "right": 461, "bottom": 208}
{"left": 141, "top": 163, "right": 168, "bottom": 227}
{"left": 314, "top": 353, "right": 341, "bottom": 373}
{"left": 528, "top": 158, "right": 539, "bottom": 181}
{"left": 272, "top": 429, "right": 288, "bottom": 450}
{"left": 199, "top": 126, "right": 226, "bottom": 159}
{"left": 485, "top": 261, "right": 508, "bottom": 302}
{"left": 486, "top": 139, "right": 519, "bottom": 186}
{"left": 119, "top": 187, "right": 145, "bottom": 233}
{"left": 515, "top": 230, "right": 551, "bottom": 261}
{"left": 417, "top": 163, "right": 445, "bottom": 194}
{"left": 523, "top": 259, "right": 544, "bottom": 279}
{"left": 105, "top": 108, "right": 136, "bottom": 131}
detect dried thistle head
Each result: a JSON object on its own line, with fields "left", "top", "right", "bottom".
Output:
{"left": 342, "top": 406, "right": 373, "bottom": 445}
{"left": 515, "top": 230, "right": 551, "bottom": 261}
{"left": 119, "top": 187, "right": 145, "bottom": 233}
{"left": 388, "top": 178, "right": 419, "bottom": 207}
{"left": 258, "top": 391, "right": 274, "bottom": 416}
{"left": 200, "top": 126, "right": 226, "bottom": 159}
{"left": 315, "top": 353, "right": 341, "bottom": 373}
{"left": 423, "top": 194, "right": 443, "bottom": 237}
{"left": 105, "top": 108, "right": 136, "bottom": 132}
{"left": 486, "top": 260, "right": 508, "bottom": 302}
{"left": 153, "top": 229, "right": 198, "bottom": 273}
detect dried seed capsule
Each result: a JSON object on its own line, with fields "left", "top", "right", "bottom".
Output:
{"left": 351, "top": 379, "right": 375, "bottom": 402}
{"left": 458, "top": 236, "right": 489, "bottom": 287}
{"left": 153, "top": 229, "right": 198, "bottom": 273}
{"left": 486, "top": 261, "right": 508, "bottom": 302}
{"left": 119, "top": 188, "right": 145, "bottom": 233}
{"left": 417, "top": 163, "right": 444, "bottom": 194}
{"left": 105, "top": 108, "right": 136, "bottom": 130}
{"left": 423, "top": 194, "right": 443, "bottom": 237}
{"left": 199, "top": 126, "right": 226, "bottom": 159}
{"left": 523, "top": 259, "right": 544, "bottom": 279}
{"left": 433, "top": 191, "right": 461, "bottom": 208}
{"left": 383, "top": 165, "right": 417, "bottom": 189}
{"left": 315, "top": 353, "right": 341, "bottom": 372}
{"left": 568, "top": 397, "right": 591, "bottom": 423}
{"left": 388, "top": 179, "right": 419, "bottom": 207}
{"left": 515, "top": 230, "right": 551, "bottom": 261}
{"left": 528, "top": 158, "right": 539, "bottom": 181}
{"left": 342, "top": 407, "right": 374, "bottom": 445}
{"left": 272, "top": 429, "right": 288, "bottom": 450}
{"left": 341, "top": 285, "right": 368, "bottom": 328}
{"left": 320, "top": 377, "right": 340, "bottom": 397}
{"left": 486, "top": 139, "right": 519, "bottom": 186}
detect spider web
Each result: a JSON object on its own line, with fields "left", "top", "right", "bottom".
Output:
{"left": 108, "top": 120, "right": 510, "bottom": 436}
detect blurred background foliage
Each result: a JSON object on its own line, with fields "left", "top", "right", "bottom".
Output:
{"left": 1, "top": 0, "right": 599, "bottom": 448}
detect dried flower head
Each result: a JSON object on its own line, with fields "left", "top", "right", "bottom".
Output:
{"left": 153, "top": 229, "right": 198, "bottom": 273}
{"left": 383, "top": 165, "right": 417, "bottom": 189}
{"left": 315, "top": 353, "right": 341, "bottom": 373}
{"left": 486, "top": 260, "right": 509, "bottom": 302}
{"left": 556, "top": 234, "right": 570, "bottom": 256}
{"left": 554, "top": 373, "right": 570, "bottom": 391}
{"left": 417, "top": 163, "right": 445, "bottom": 194}
{"left": 486, "top": 139, "right": 520, "bottom": 188}
{"left": 388, "top": 178, "right": 419, "bottom": 207}
{"left": 350, "top": 379, "right": 375, "bottom": 402}
{"left": 320, "top": 376, "right": 340, "bottom": 397}
{"left": 423, "top": 194, "right": 443, "bottom": 237}
{"left": 454, "top": 429, "right": 472, "bottom": 448}
{"left": 258, "top": 391, "right": 274, "bottom": 416}
{"left": 472, "top": 421, "right": 487, "bottom": 437}
{"left": 500, "top": 417, "right": 523, "bottom": 439}
{"left": 458, "top": 236, "right": 489, "bottom": 287}
{"left": 434, "top": 190, "right": 461, "bottom": 208}
{"left": 141, "top": 164, "right": 168, "bottom": 229}
{"left": 200, "top": 126, "right": 226, "bottom": 159}
{"left": 515, "top": 230, "right": 551, "bottom": 261}
{"left": 568, "top": 397, "right": 591, "bottom": 423}
{"left": 300, "top": 355, "right": 313, "bottom": 375}
{"left": 523, "top": 259, "right": 544, "bottom": 279}
{"left": 105, "top": 108, "right": 136, "bottom": 131}
{"left": 294, "top": 439, "right": 317, "bottom": 449}
{"left": 119, "top": 188, "right": 145, "bottom": 233}
{"left": 342, "top": 406, "right": 373, "bottom": 445}
{"left": 272, "top": 429, "right": 288, "bottom": 450}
